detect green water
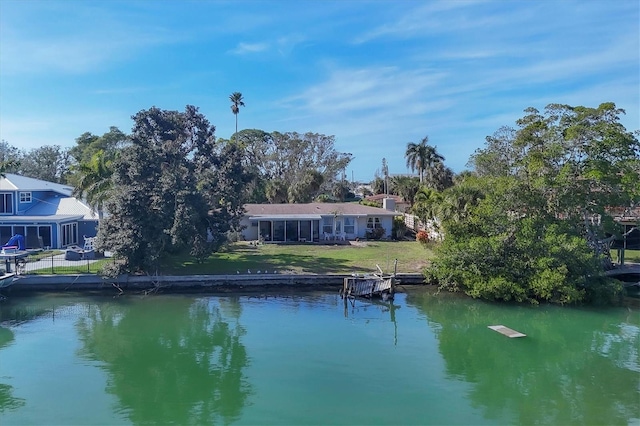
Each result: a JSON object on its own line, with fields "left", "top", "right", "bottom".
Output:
{"left": 0, "top": 288, "right": 638, "bottom": 425}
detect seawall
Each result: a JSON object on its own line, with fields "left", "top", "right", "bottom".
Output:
{"left": 5, "top": 273, "right": 426, "bottom": 293}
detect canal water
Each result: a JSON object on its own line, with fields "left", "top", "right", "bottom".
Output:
{"left": 0, "top": 288, "right": 638, "bottom": 425}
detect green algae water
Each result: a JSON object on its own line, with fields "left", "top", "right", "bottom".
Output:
{"left": 0, "top": 288, "right": 638, "bottom": 425}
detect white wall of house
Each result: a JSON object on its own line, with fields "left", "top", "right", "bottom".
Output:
{"left": 240, "top": 214, "right": 395, "bottom": 241}
{"left": 239, "top": 217, "right": 256, "bottom": 240}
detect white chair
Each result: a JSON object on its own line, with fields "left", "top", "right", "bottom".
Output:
{"left": 323, "top": 232, "right": 332, "bottom": 241}
{"left": 338, "top": 232, "right": 347, "bottom": 241}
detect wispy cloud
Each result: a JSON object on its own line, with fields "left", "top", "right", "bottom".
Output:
{"left": 0, "top": 4, "right": 183, "bottom": 75}
{"left": 229, "top": 42, "right": 271, "bottom": 55}
{"left": 284, "top": 66, "right": 447, "bottom": 116}
{"left": 353, "top": 0, "right": 496, "bottom": 43}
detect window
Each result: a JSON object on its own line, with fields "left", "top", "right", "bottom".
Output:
{"left": 0, "top": 193, "right": 13, "bottom": 214}
{"left": 62, "top": 223, "right": 78, "bottom": 246}
{"left": 19, "top": 192, "right": 32, "bottom": 203}
{"left": 322, "top": 217, "right": 333, "bottom": 234}
{"left": 367, "top": 217, "right": 382, "bottom": 229}
{"left": 344, "top": 217, "right": 355, "bottom": 234}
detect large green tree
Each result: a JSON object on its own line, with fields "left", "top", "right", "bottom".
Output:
{"left": 18, "top": 145, "right": 73, "bottom": 183}
{"left": 0, "top": 140, "right": 21, "bottom": 176}
{"left": 69, "top": 127, "right": 127, "bottom": 165}
{"left": 232, "top": 129, "right": 352, "bottom": 203}
{"left": 428, "top": 102, "right": 640, "bottom": 305}
{"left": 96, "top": 105, "right": 251, "bottom": 275}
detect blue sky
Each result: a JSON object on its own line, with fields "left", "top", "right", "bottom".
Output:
{"left": 1, "top": 0, "right": 638, "bottom": 182}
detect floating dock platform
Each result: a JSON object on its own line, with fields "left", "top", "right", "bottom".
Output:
{"left": 488, "top": 325, "right": 526, "bottom": 338}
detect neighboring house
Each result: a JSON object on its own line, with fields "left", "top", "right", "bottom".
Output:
{"left": 611, "top": 206, "right": 640, "bottom": 250}
{"left": 0, "top": 173, "right": 99, "bottom": 249}
{"left": 240, "top": 202, "right": 399, "bottom": 242}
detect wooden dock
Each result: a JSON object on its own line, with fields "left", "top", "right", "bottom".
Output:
{"left": 342, "top": 274, "right": 395, "bottom": 299}
{"left": 488, "top": 325, "right": 526, "bottom": 338}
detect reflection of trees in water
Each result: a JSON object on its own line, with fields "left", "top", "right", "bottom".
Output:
{"left": 0, "top": 326, "right": 25, "bottom": 413}
{"left": 76, "top": 296, "right": 251, "bottom": 425}
{"left": 406, "top": 290, "right": 640, "bottom": 425}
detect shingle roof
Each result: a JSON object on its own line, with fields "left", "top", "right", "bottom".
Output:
{"left": 0, "top": 173, "right": 73, "bottom": 196}
{"left": 244, "top": 203, "right": 398, "bottom": 217}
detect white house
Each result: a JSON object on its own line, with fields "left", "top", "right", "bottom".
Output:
{"left": 240, "top": 202, "right": 399, "bottom": 242}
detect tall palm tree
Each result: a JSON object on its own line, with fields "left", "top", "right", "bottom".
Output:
{"left": 229, "top": 92, "right": 245, "bottom": 139}
{"left": 405, "top": 136, "right": 444, "bottom": 184}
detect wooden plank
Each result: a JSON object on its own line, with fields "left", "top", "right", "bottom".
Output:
{"left": 488, "top": 325, "right": 526, "bottom": 338}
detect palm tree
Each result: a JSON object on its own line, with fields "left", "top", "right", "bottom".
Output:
{"left": 389, "top": 175, "right": 420, "bottom": 206}
{"left": 72, "top": 150, "right": 114, "bottom": 219}
{"left": 405, "top": 136, "right": 444, "bottom": 184}
{"left": 229, "top": 92, "right": 245, "bottom": 139}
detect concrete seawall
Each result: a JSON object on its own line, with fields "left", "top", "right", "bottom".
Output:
{"left": 6, "top": 273, "right": 426, "bottom": 293}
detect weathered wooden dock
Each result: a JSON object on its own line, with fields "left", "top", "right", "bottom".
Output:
{"left": 342, "top": 274, "right": 395, "bottom": 299}
{"left": 341, "top": 261, "right": 398, "bottom": 300}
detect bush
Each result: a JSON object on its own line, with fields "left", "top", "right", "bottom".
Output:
{"left": 366, "top": 227, "right": 386, "bottom": 240}
{"left": 416, "top": 230, "right": 429, "bottom": 245}
{"left": 393, "top": 217, "right": 408, "bottom": 240}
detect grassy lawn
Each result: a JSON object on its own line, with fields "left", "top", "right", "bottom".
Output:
{"left": 618, "top": 249, "right": 640, "bottom": 264}
{"left": 160, "top": 241, "right": 434, "bottom": 275}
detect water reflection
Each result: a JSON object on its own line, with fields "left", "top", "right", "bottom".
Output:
{"left": 75, "top": 295, "right": 251, "bottom": 425}
{"left": 0, "top": 326, "right": 25, "bottom": 413}
{"left": 405, "top": 290, "right": 640, "bottom": 425}
{"left": 343, "top": 297, "right": 400, "bottom": 344}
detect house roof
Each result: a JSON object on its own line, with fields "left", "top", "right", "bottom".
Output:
{"left": 0, "top": 214, "right": 86, "bottom": 224}
{"left": 0, "top": 173, "right": 73, "bottom": 196}
{"left": 244, "top": 203, "right": 399, "bottom": 218}
{"left": 25, "top": 196, "right": 98, "bottom": 220}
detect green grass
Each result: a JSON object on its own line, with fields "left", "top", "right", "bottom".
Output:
{"left": 27, "top": 258, "right": 114, "bottom": 275}
{"left": 160, "top": 241, "right": 433, "bottom": 275}
{"left": 620, "top": 249, "right": 640, "bottom": 263}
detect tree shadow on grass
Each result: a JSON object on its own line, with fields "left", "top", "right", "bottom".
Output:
{"left": 163, "top": 250, "right": 379, "bottom": 275}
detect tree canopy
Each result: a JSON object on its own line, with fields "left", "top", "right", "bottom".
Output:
{"left": 425, "top": 102, "right": 640, "bottom": 305}
{"left": 233, "top": 129, "right": 352, "bottom": 203}
{"left": 96, "top": 105, "right": 252, "bottom": 275}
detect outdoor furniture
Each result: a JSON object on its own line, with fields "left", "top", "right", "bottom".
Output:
{"left": 65, "top": 249, "right": 82, "bottom": 261}
{"left": 323, "top": 232, "right": 333, "bottom": 241}
{"left": 337, "top": 232, "right": 347, "bottom": 241}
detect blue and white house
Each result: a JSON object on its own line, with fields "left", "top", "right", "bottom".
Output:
{"left": 0, "top": 174, "right": 99, "bottom": 249}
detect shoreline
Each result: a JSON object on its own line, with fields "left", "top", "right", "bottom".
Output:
{"left": 4, "top": 273, "right": 426, "bottom": 293}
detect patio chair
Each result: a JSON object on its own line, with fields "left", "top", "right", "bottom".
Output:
{"left": 323, "top": 232, "right": 332, "bottom": 241}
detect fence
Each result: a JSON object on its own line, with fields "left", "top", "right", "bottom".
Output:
{"left": 403, "top": 213, "right": 442, "bottom": 241}
{"left": 10, "top": 252, "right": 113, "bottom": 276}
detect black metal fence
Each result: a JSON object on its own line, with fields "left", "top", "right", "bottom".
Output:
{"left": 10, "top": 253, "right": 113, "bottom": 276}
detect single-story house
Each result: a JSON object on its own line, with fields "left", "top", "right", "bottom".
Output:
{"left": 0, "top": 173, "right": 99, "bottom": 249}
{"left": 240, "top": 202, "right": 400, "bottom": 242}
